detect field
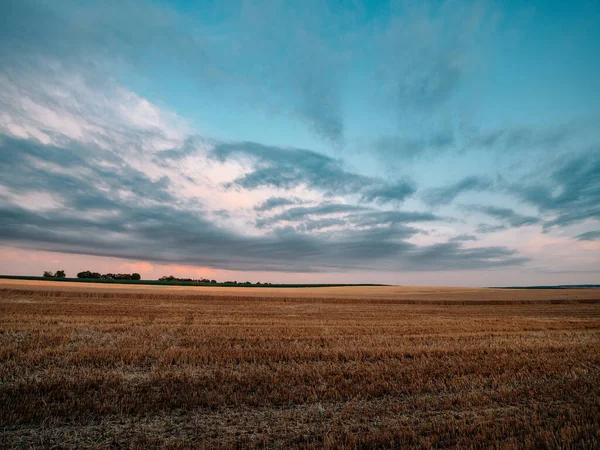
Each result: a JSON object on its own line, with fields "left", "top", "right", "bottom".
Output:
{"left": 1, "top": 281, "right": 600, "bottom": 449}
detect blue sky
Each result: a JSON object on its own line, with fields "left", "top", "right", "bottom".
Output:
{"left": 0, "top": 0, "right": 599, "bottom": 285}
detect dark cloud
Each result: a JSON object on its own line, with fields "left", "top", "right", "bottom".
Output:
{"left": 476, "top": 224, "right": 507, "bottom": 234}
{"left": 255, "top": 201, "right": 440, "bottom": 231}
{"left": 211, "top": 141, "right": 416, "bottom": 204}
{"left": 423, "top": 176, "right": 493, "bottom": 206}
{"left": 256, "top": 203, "right": 368, "bottom": 228}
{"left": 512, "top": 151, "right": 600, "bottom": 229}
{"left": 470, "top": 205, "right": 540, "bottom": 228}
{"left": 154, "top": 136, "right": 209, "bottom": 163}
{"left": 408, "top": 242, "right": 526, "bottom": 270}
{"left": 576, "top": 231, "right": 600, "bottom": 241}
{"left": 212, "top": 141, "right": 367, "bottom": 193}
{"left": 301, "top": 218, "right": 348, "bottom": 232}
{"left": 254, "top": 197, "right": 300, "bottom": 212}
{"left": 0, "top": 135, "right": 174, "bottom": 205}
{"left": 0, "top": 134, "right": 527, "bottom": 272}
{"left": 360, "top": 180, "right": 416, "bottom": 204}
{"left": 449, "top": 234, "right": 477, "bottom": 242}
{"left": 351, "top": 210, "right": 438, "bottom": 227}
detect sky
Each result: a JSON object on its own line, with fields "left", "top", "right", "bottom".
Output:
{"left": 0, "top": 0, "right": 599, "bottom": 286}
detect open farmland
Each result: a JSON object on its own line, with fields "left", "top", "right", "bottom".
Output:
{"left": 1, "top": 281, "right": 600, "bottom": 448}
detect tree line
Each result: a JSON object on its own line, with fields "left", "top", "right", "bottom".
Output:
{"left": 77, "top": 271, "right": 141, "bottom": 280}
{"left": 43, "top": 270, "right": 66, "bottom": 278}
{"left": 42, "top": 270, "right": 141, "bottom": 280}
{"left": 158, "top": 275, "right": 216, "bottom": 283}
{"left": 41, "top": 271, "right": 273, "bottom": 285}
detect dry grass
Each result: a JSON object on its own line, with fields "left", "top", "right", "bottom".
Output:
{"left": 1, "top": 281, "right": 599, "bottom": 449}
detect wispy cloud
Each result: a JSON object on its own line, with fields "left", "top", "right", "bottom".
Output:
{"left": 469, "top": 205, "right": 540, "bottom": 228}
{"left": 576, "top": 231, "right": 600, "bottom": 241}
{"left": 512, "top": 151, "right": 600, "bottom": 229}
{"left": 0, "top": 132, "right": 526, "bottom": 272}
{"left": 211, "top": 141, "right": 417, "bottom": 204}
{"left": 373, "top": 1, "right": 497, "bottom": 113}
{"left": 254, "top": 197, "right": 301, "bottom": 212}
{"left": 423, "top": 177, "right": 493, "bottom": 206}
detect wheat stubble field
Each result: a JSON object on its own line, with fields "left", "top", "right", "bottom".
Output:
{"left": 1, "top": 281, "right": 600, "bottom": 449}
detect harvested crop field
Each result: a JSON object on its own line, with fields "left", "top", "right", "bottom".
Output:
{"left": 1, "top": 281, "right": 600, "bottom": 449}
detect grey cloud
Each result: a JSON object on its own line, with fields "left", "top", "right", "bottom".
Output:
{"left": 301, "top": 218, "right": 348, "bottom": 232}
{"left": 154, "top": 137, "right": 209, "bottom": 163}
{"left": 476, "top": 224, "right": 507, "bottom": 234}
{"left": 0, "top": 135, "right": 174, "bottom": 206}
{"left": 212, "top": 142, "right": 367, "bottom": 193}
{"left": 256, "top": 203, "right": 368, "bottom": 228}
{"left": 576, "top": 231, "right": 600, "bottom": 241}
{"left": 0, "top": 0, "right": 345, "bottom": 145}
{"left": 423, "top": 176, "right": 493, "bottom": 206}
{"left": 449, "top": 234, "right": 477, "bottom": 242}
{"left": 256, "top": 203, "right": 439, "bottom": 232}
{"left": 370, "top": 119, "right": 599, "bottom": 162}
{"left": 513, "top": 151, "right": 600, "bottom": 229}
{"left": 467, "top": 120, "right": 597, "bottom": 153}
{"left": 0, "top": 134, "right": 526, "bottom": 272}
{"left": 352, "top": 210, "right": 438, "bottom": 227}
{"left": 211, "top": 141, "right": 416, "bottom": 204}
{"left": 470, "top": 205, "right": 540, "bottom": 228}
{"left": 409, "top": 242, "right": 527, "bottom": 270}
{"left": 254, "top": 197, "right": 300, "bottom": 212}
{"left": 361, "top": 180, "right": 416, "bottom": 204}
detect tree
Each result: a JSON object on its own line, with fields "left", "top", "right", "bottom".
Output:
{"left": 131, "top": 273, "right": 141, "bottom": 280}
{"left": 77, "top": 271, "right": 101, "bottom": 279}
{"left": 54, "top": 270, "right": 66, "bottom": 278}
{"left": 43, "top": 271, "right": 54, "bottom": 278}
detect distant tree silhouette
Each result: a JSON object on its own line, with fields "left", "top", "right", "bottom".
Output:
{"left": 54, "top": 270, "right": 66, "bottom": 278}
{"left": 77, "top": 271, "right": 101, "bottom": 279}
{"left": 77, "top": 271, "right": 140, "bottom": 280}
{"left": 43, "top": 271, "right": 54, "bottom": 278}
{"left": 159, "top": 275, "right": 210, "bottom": 283}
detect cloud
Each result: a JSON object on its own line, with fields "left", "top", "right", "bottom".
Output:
{"left": 408, "top": 242, "right": 527, "bottom": 270}
{"left": 360, "top": 180, "right": 417, "bottom": 204}
{"left": 0, "top": 1, "right": 539, "bottom": 275}
{"left": 449, "top": 234, "right": 477, "bottom": 242}
{"left": 255, "top": 202, "right": 440, "bottom": 233}
{"left": 0, "top": 133, "right": 527, "bottom": 272}
{"left": 373, "top": 1, "right": 497, "bottom": 113}
{"left": 467, "top": 120, "right": 598, "bottom": 153}
{"left": 372, "top": 130, "right": 456, "bottom": 160}
{"left": 211, "top": 141, "right": 416, "bottom": 203}
{"left": 423, "top": 176, "right": 493, "bottom": 206}
{"left": 512, "top": 151, "right": 600, "bottom": 229}
{"left": 256, "top": 203, "right": 368, "bottom": 228}
{"left": 368, "top": 119, "right": 600, "bottom": 163}
{"left": 0, "top": 0, "right": 349, "bottom": 145}
{"left": 254, "top": 197, "right": 300, "bottom": 212}
{"left": 576, "top": 231, "right": 600, "bottom": 241}
{"left": 476, "top": 224, "right": 507, "bottom": 234}
{"left": 470, "top": 205, "right": 540, "bottom": 228}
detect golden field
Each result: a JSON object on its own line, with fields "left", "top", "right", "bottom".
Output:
{"left": 1, "top": 280, "right": 600, "bottom": 449}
